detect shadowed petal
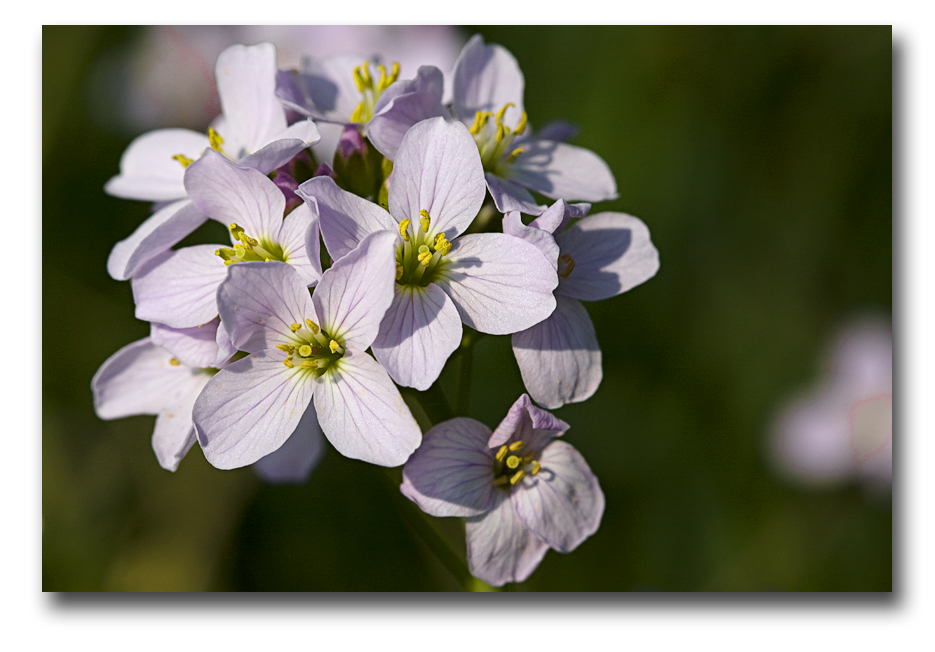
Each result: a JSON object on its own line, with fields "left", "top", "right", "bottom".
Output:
{"left": 277, "top": 54, "right": 366, "bottom": 123}
{"left": 253, "top": 405, "right": 325, "bottom": 484}
{"left": 488, "top": 393, "right": 570, "bottom": 449}
{"left": 366, "top": 67, "right": 448, "bottom": 160}
{"left": 451, "top": 35, "right": 525, "bottom": 125}
{"left": 278, "top": 201, "right": 321, "bottom": 287}
{"left": 313, "top": 350, "right": 421, "bottom": 467}
{"left": 372, "top": 284, "right": 462, "bottom": 391}
{"left": 401, "top": 417, "right": 498, "bottom": 517}
{"left": 237, "top": 118, "right": 321, "bottom": 175}
{"left": 152, "top": 376, "right": 206, "bottom": 472}
{"left": 104, "top": 129, "right": 208, "bottom": 201}
{"left": 513, "top": 441, "right": 604, "bottom": 553}
{"left": 485, "top": 173, "right": 547, "bottom": 216}
{"left": 502, "top": 210, "right": 559, "bottom": 271}
{"left": 512, "top": 295, "right": 602, "bottom": 409}
{"left": 465, "top": 494, "right": 548, "bottom": 587}
{"left": 510, "top": 140, "right": 617, "bottom": 202}
{"left": 151, "top": 318, "right": 223, "bottom": 369}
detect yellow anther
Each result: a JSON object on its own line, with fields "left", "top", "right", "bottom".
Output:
{"left": 224, "top": 260, "right": 232, "bottom": 266}
{"left": 506, "top": 455, "right": 521, "bottom": 469}
{"left": 172, "top": 153, "right": 193, "bottom": 168}
{"left": 506, "top": 147, "right": 524, "bottom": 164}
{"left": 515, "top": 111, "right": 528, "bottom": 136}
{"left": 510, "top": 469, "right": 526, "bottom": 485}
{"left": 229, "top": 223, "right": 245, "bottom": 240}
{"left": 298, "top": 344, "right": 313, "bottom": 357}
{"left": 419, "top": 209, "right": 431, "bottom": 233}
{"left": 169, "top": 358, "right": 181, "bottom": 366}
{"left": 493, "top": 476, "right": 510, "bottom": 487}
{"left": 350, "top": 102, "right": 365, "bottom": 124}
{"left": 276, "top": 344, "right": 295, "bottom": 354}
{"left": 329, "top": 340, "right": 340, "bottom": 354}
{"left": 208, "top": 127, "right": 224, "bottom": 152}
{"left": 358, "top": 61, "right": 372, "bottom": 88}
{"left": 433, "top": 235, "right": 451, "bottom": 256}
{"left": 353, "top": 65, "right": 368, "bottom": 92}
{"left": 388, "top": 62, "right": 400, "bottom": 85}
{"left": 377, "top": 64, "right": 388, "bottom": 89}
{"left": 531, "top": 460, "right": 541, "bottom": 476}
{"left": 305, "top": 319, "right": 320, "bottom": 334}
{"left": 496, "top": 123, "right": 505, "bottom": 143}
{"left": 395, "top": 263, "right": 404, "bottom": 280}
{"left": 283, "top": 357, "right": 295, "bottom": 369}
{"left": 398, "top": 219, "right": 411, "bottom": 242}
{"left": 417, "top": 245, "right": 433, "bottom": 266}
{"left": 496, "top": 102, "right": 515, "bottom": 124}
{"left": 469, "top": 111, "right": 490, "bottom": 135}
{"left": 290, "top": 323, "right": 302, "bottom": 333}
{"left": 300, "top": 360, "right": 319, "bottom": 369}
{"left": 559, "top": 254, "right": 576, "bottom": 279}
{"left": 508, "top": 440, "right": 524, "bottom": 451}
{"left": 495, "top": 445, "right": 508, "bottom": 461}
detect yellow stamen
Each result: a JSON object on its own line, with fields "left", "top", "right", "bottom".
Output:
{"left": 350, "top": 102, "right": 365, "bottom": 124}
{"left": 298, "top": 344, "right": 313, "bottom": 357}
{"left": 229, "top": 223, "right": 245, "bottom": 241}
{"left": 433, "top": 235, "right": 451, "bottom": 256}
{"left": 395, "top": 263, "right": 404, "bottom": 280}
{"left": 506, "top": 147, "right": 524, "bottom": 164}
{"left": 234, "top": 244, "right": 247, "bottom": 258}
{"left": 329, "top": 340, "right": 340, "bottom": 354}
{"left": 494, "top": 476, "right": 510, "bottom": 487}
{"left": 276, "top": 344, "right": 295, "bottom": 354}
{"left": 495, "top": 445, "right": 508, "bottom": 461}
{"left": 290, "top": 323, "right": 302, "bottom": 333}
{"left": 283, "top": 357, "right": 294, "bottom": 369}
{"left": 172, "top": 153, "right": 193, "bottom": 168}
{"left": 419, "top": 209, "right": 431, "bottom": 233}
{"left": 469, "top": 111, "right": 490, "bottom": 135}
{"left": 417, "top": 245, "right": 433, "bottom": 266}
{"left": 506, "top": 455, "right": 521, "bottom": 469}
{"left": 508, "top": 440, "right": 524, "bottom": 451}
{"left": 358, "top": 62, "right": 372, "bottom": 88}
{"left": 300, "top": 360, "right": 318, "bottom": 369}
{"left": 531, "top": 460, "right": 541, "bottom": 475}
{"left": 208, "top": 127, "right": 224, "bottom": 152}
{"left": 388, "top": 62, "right": 400, "bottom": 86}
{"left": 496, "top": 123, "right": 505, "bottom": 143}
{"left": 169, "top": 358, "right": 181, "bottom": 366}
{"left": 377, "top": 64, "right": 388, "bottom": 89}
{"left": 353, "top": 65, "right": 367, "bottom": 92}
{"left": 398, "top": 219, "right": 411, "bottom": 242}
{"left": 515, "top": 111, "right": 528, "bottom": 135}
{"left": 496, "top": 102, "right": 515, "bottom": 124}
{"left": 305, "top": 319, "right": 320, "bottom": 334}
{"left": 510, "top": 469, "right": 526, "bottom": 485}
{"left": 559, "top": 254, "right": 576, "bottom": 279}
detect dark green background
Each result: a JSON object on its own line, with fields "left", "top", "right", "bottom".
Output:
{"left": 42, "top": 26, "right": 892, "bottom": 591}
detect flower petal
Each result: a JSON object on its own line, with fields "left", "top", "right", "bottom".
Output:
{"left": 313, "top": 231, "right": 397, "bottom": 351}
{"left": 372, "top": 284, "right": 462, "bottom": 391}
{"left": 488, "top": 393, "right": 570, "bottom": 449}
{"left": 313, "top": 350, "right": 421, "bottom": 467}
{"left": 509, "top": 140, "right": 618, "bottom": 203}
{"left": 388, "top": 117, "right": 486, "bottom": 240}
{"left": 296, "top": 176, "right": 397, "bottom": 261}
{"left": 104, "top": 129, "right": 208, "bottom": 202}
{"left": 252, "top": 406, "right": 325, "bottom": 484}
{"left": 277, "top": 54, "right": 366, "bottom": 123}
{"left": 152, "top": 377, "right": 206, "bottom": 472}
{"left": 236, "top": 118, "right": 321, "bottom": 175}
{"left": 216, "top": 261, "right": 317, "bottom": 353}
{"left": 150, "top": 318, "right": 223, "bottom": 369}
{"left": 437, "top": 233, "right": 557, "bottom": 334}
{"left": 366, "top": 66, "right": 448, "bottom": 160}
{"left": 401, "top": 417, "right": 498, "bottom": 517}
{"left": 511, "top": 295, "right": 602, "bottom": 409}
{"left": 529, "top": 199, "right": 590, "bottom": 233}
{"left": 184, "top": 149, "right": 285, "bottom": 242}
{"left": 193, "top": 350, "right": 315, "bottom": 470}
{"left": 465, "top": 493, "right": 548, "bottom": 587}
{"left": 512, "top": 441, "right": 604, "bottom": 553}
{"left": 502, "top": 210, "right": 560, "bottom": 271}
{"left": 554, "top": 212, "right": 660, "bottom": 301}
{"left": 485, "top": 173, "right": 549, "bottom": 216}
{"left": 278, "top": 201, "right": 321, "bottom": 287}
{"left": 131, "top": 245, "right": 229, "bottom": 329}
{"left": 451, "top": 35, "right": 525, "bottom": 125}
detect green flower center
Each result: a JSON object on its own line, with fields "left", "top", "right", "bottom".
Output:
{"left": 468, "top": 102, "right": 528, "bottom": 177}
{"left": 277, "top": 318, "right": 345, "bottom": 377}
{"left": 215, "top": 223, "right": 286, "bottom": 266}
{"left": 394, "top": 209, "right": 452, "bottom": 288}
{"left": 350, "top": 60, "right": 400, "bottom": 124}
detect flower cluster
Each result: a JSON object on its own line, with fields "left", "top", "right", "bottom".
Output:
{"left": 93, "top": 35, "right": 659, "bottom": 587}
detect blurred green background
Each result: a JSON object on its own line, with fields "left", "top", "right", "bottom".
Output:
{"left": 42, "top": 25, "right": 891, "bottom": 591}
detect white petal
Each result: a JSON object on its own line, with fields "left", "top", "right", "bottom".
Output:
{"left": 150, "top": 319, "right": 223, "bottom": 369}
{"left": 236, "top": 118, "right": 321, "bottom": 174}
{"left": 104, "top": 129, "right": 208, "bottom": 202}
{"left": 451, "top": 35, "right": 525, "bottom": 125}
{"left": 501, "top": 210, "right": 560, "bottom": 271}
{"left": 252, "top": 406, "right": 325, "bottom": 484}
{"left": 465, "top": 494, "right": 548, "bottom": 587}
{"left": 509, "top": 140, "right": 618, "bottom": 203}
{"left": 152, "top": 376, "right": 207, "bottom": 472}
{"left": 279, "top": 201, "right": 321, "bottom": 287}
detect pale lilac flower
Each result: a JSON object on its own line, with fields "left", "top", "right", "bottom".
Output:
{"left": 131, "top": 150, "right": 321, "bottom": 329}
{"left": 193, "top": 232, "right": 422, "bottom": 469}
{"left": 506, "top": 201, "right": 660, "bottom": 408}
{"left": 401, "top": 394, "right": 604, "bottom": 586}
{"left": 297, "top": 117, "right": 558, "bottom": 391}
{"left": 770, "top": 319, "right": 892, "bottom": 489}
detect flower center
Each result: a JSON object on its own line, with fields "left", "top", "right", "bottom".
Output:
{"left": 215, "top": 223, "right": 286, "bottom": 266}
{"left": 469, "top": 102, "right": 528, "bottom": 177}
{"left": 492, "top": 439, "right": 541, "bottom": 489}
{"left": 277, "top": 318, "right": 345, "bottom": 376}
{"left": 172, "top": 127, "right": 231, "bottom": 168}
{"left": 394, "top": 209, "right": 452, "bottom": 288}
{"left": 350, "top": 60, "right": 400, "bottom": 124}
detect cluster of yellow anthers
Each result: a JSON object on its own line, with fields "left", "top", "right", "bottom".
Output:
{"left": 493, "top": 440, "right": 542, "bottom": 487}
{"left": 394, "top": 209, "right": 452, "bottom": 286}
{"left": 277, "top": 319, "right": 345, "bottom": 372}
{"left": 215, "top": 223, "right": 282, "bottom": 266}
{"left": 468, "top": 102, "right": 528, "bottom": 174}
{"left": 350, "top": 60, "right": 401, "bottom": 124}
{"left": 171, "top": 127, "right": 226, "bottom": 169}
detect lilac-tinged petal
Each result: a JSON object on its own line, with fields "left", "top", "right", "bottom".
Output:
{"left": 194, "top": 350, "right": 315, "bottom": 470}
{"left": 152, "top": 376, "right": 206, "bottom": 472}
{"left": 297, "top": 176, "right": 397, "bottom": 261}
{"left": 535, "top": 120, "right": 579, "bottom": 143}
{"left": 313, "top": 350, "right": 421, "bottom": 467}
{"left": 366, "top": 89, "right": 450, "bottom": 161}
{"left": 372, "top": 284, "right": 462, "bottom": 391}
{"left": 373, "top": 66, "right": 445, "bottom": 116}
{"left": 104, "top": 129, "right": 209, "bottom": 202}
{"left": 502, "top": 210, "right": 560, "bottom": 271}
{"left": 215, "top": 43, "right": 287, "bottom": 156}
{"left": 465, "top": 494, "right": 548, "bottom": 587}
{"left": 488, "top": 393, "right": 570, "bottom": 449}
{"left": 215, "top": 319, "right": 237, "bottom": 367}
{"left": 253, "top": 406, "right": 325, "bottom": 484}
{"left": 529, "top": 199, "right": 590, "bottom": 234}
{"left": 512, "top": 295, "right": 602, "bottom": 409}
{"left": 107, "top": 199, "right": 207, "bottom": 281}
{"left": 131, "top": 245, "right": 228, "bottom": 329}
{"left": 278, "top": 201, "right": 321, "bottom": 287}
{"left": 401, "top": 417, "right": 498, "bottom": 517}
{"left": 437, "top": 233, "right": 557, "bottom": 335}
{"left": 216, "top": 261, "right": 317, "bottom": 354}
{"left": 151, "top": 318, "right": 223, "bottom": 369}
{"left": 281, "top": 54, "right": 367, "bottom": 123}
{"left": 236, "top": 118, "right": 321, "bottom": 175}
{"left": 451, "top": 35, "right": 525, "bottom": 126}
{"left": 555, "top": 212, "right": 660, "bottom": 301}
{"left": 313, "top": 231, "right": 397, "bottom": 351}
{"left": 484, "top": 173, "right": 547, "bottom": 216}
{"left": 183, "top": 149, "right": 285, "bottom": 241}
{"left": 92, "top": 338, "right": 207, "bottom": 418}
{"left": 513, "top": 441, "right": 604, "bottom": 553}
{"left": 388, "top": 118, "right": 486, "bottom": 240}
{"left": 510, "top": 140, "right": 618, "bottom": 203}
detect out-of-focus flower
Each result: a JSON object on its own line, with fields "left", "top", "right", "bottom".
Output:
{"left": 298, "top": 117, "right": 558, "bottom": 391}
{"left": 193, "top": 234, "right": 422, "bottom": 469}
{"left": 401, "top": 394, "right": 603, "bottom": 586}
{"left": 769, "top": 319, "right": 892, "bottom": 489}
